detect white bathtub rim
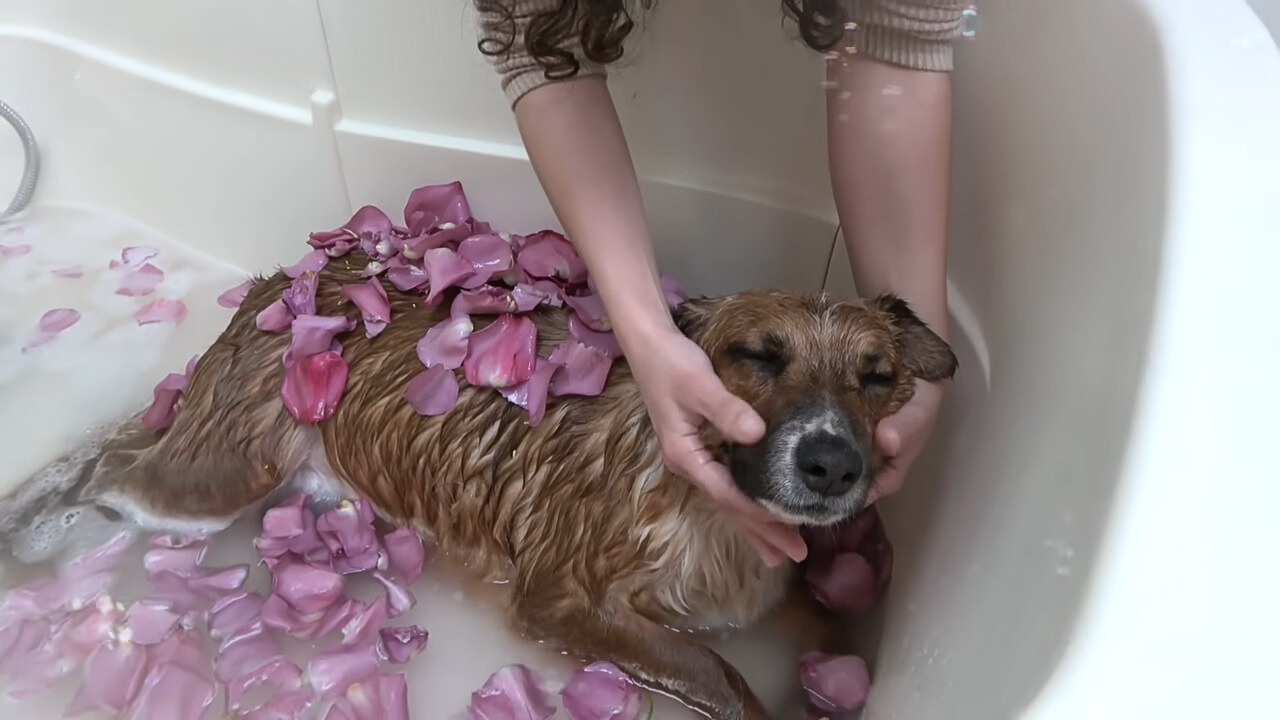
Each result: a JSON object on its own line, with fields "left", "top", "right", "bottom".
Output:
{"left": 1023, "top": 1, "right": 1280, "bottom": 717}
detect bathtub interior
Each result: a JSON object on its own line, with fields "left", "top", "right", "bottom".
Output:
{"left": 2, "top": 0, "right": 1279, "bottom": 718}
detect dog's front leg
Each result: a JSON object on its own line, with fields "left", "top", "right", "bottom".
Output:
{"left": 514, "top": 594, "right": 771, "bottom": 720}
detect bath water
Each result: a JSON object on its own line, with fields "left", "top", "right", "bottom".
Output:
{"left": 0, "top": 206, "right": 826, "bottom": 718}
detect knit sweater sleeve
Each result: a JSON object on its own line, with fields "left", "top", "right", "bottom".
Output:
{"left": 845, "top": 0, "right": 971, "bottom": 72}
{"left": 477, "top": 0, "right": 608, "bottom": 108}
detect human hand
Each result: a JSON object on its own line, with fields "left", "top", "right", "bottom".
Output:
{"left": 868, "top": 379, "right": 946, "bottom": 505}
{"left": 624, "top": 326, "right": 808, "bottom": 567}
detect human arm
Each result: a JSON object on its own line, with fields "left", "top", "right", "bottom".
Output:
{"left": 827, "top": 3, "right": 963, "bottom": 503}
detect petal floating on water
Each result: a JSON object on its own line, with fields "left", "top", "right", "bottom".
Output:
{"left": 404, "top": 365, "right": 460, "bottom": 417}
{"left": 280, "top": 350, "right": 349, "bottom": 423}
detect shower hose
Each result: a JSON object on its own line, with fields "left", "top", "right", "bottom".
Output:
{"left": 0, "top": 98, "right": 39, "bottom": 222}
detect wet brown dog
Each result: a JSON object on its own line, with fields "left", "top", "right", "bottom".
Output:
{"left": 2, "top": 254, "right": 955, "bottom": 719}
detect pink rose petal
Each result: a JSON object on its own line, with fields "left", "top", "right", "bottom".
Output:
{"left": 497, "top": 357, "right": 557, "bottom": 426}
{"left": 316, "top": 499, "right": 381, "bottom": 575}
{"left": 283, "top": 271, "right": 320, "bottom": 317}
{"left": 564, "top": 292, "right": 610, "bottom": 332}
{"left": 548, "top": 341, "right": 613, "bottom": 398}
{"left": 272, "top": 559, "right": 345, "bottom": 615}
{"left": 187, "top": 564, "right": 250, "bottom": 598}
{"left": 23, "top": 307, "right": 81, "bottom": 351}
{"left": 799, "top": 652, "right": 870, "bottom": 713}
{"left": 209, "top": 591, "right": 266, "bottom": 640}
{"left": 378, "top": 625, "right": 428, "bottom": 664}
{"left": 382, "top": 528, "right": 425, "bottom": 583}
{"left": 800, "top": 508, "right": 894, "bottom": 614}
{"left": 305, "top": 643, "right": 382, "bottom": 699}
{"left": 282, "top": 249, "right": 330, "bottom": 279}
{"left": 310, "top": 206, "right": 393, "bottom": 257}
{"left": 143, "top": 543, "right": 207, "bottom": 578}
{"left": 660, "top": 273, "right": 687, "bottom": 307}
{"left": 125, "top": 601, "right": 180, "bottom": 645}
{"left": 0, "top": 242, "right": 32, "bottom": 258}
{"left": 463, "top": 314, "right": 537, "bottom": 390}
{"left": 515, "top": 231, "right": 586, "bottom": 284}
{"left": 511, "top": 283, "right": 558, "bottom": 312}
{"left": 225, "top": 657, "right": 304, "bottom": 711}
{"left": 134, "top": 298, "right": 188, "bottom": 326}
{"left": 340, "top": 278, "right": 392, "bottom": 338}
{"left": 417, "top": 316, "right": 473, "bottom": 370}
{"left": 121, "top": 662, "right": 216, "bottom": 720}
{"left": 217, "top": 279, "right": 254, "bottom": 308}
{"left": 52, "top": 265, "right": 85, "bottom": 278}
{"left": 387, "top": 263, "right": 429, "bottom": 292}
{"left": 451, "top": 287, "right": 517, "bottom": 318}
{"left": 216, "top": 623, "right": 285, "bottom": 684}
{"left": 148, "top": 626, "right": 209, "bottom": 675}
{"left": 60, "top": 530, "right": 135, "bottom": 579}
{"left": 257, "top": 299, "right": 295, "bottom": 332}
{"left": 458, "top": 233, "right": 514, "bottom": 286}
{"left": 241, "top": 688, "right": 314, "bottom": 719}
{"left": 403, "top": 181, "right": 472, "bottom": 235}
{"left": 371, "top": 571, "right": 416, "bottom": 618}
{"left": 404, "top": 365, "right": 460, "bottom": 416}
{"left": 280, "top": 350, "right": 349, "bottom": 423}
{"left": 255, "top": 493, "right": 325, "bottom": 561}
{"left": 65, "top": 640, "right": 149, "bottom": 715}
{"left": 116, "top": 263, "right": 165, "bottom": 296}
{"left": 111, "top": 246, "right": 159, "bottom": 269}
{"left": 468, "top": 664, "right": 557, "bottom": 720}
{"left": 140, "top": 369, "right": 190, "bottom": 431}
{"left": 339, "top": 597, "right": 389, "bottom": 646}
{"left": 329, "top": 673, "right": 410, "bottom": 720}
{"left": 561, "top": 661, "right": 642, "bottom": 720}
{"left": 286, "top": 314, "right": 356, "bottom": 364}
{"left": 567, "top": 315, "right": 623, "bottom": 359}
{"left": 423, "top": 247, "right": 476, "bottom": 303}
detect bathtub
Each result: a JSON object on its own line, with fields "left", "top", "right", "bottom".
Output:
{"left": 1, "top": 0, "right": 1278, "bottom": 717}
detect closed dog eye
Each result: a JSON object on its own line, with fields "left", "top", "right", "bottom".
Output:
{"left": 726, "top": 340, "right": 788, "bottom": 377}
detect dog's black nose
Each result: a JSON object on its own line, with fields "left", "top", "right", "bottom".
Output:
{"left": 795, "top": 434, "right": 863, "bottom": 497}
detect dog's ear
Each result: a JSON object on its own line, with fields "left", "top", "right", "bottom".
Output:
{"left": 672, "top": 297, "right": 718, "bottom": 341}
{"left": 872, "top": 294, "right": 958, "bottom": 382}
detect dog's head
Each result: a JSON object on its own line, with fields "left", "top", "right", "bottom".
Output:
{"left": 674, "top": 289, "right": 958, "bottom": 526}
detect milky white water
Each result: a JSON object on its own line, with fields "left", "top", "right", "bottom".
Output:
{"left": 0, "top": 205, "right": 830, "bottom": 718}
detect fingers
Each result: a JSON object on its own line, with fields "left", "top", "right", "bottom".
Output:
{"left": 694, "top": 383, "right": 766, "bottom": 446}
{"left": 875, "top": 421, "right": 903, "bottom": 458}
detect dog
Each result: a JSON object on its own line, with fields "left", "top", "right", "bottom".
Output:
{"left": 0, "top": 253, "right": 956, "bottom": 719}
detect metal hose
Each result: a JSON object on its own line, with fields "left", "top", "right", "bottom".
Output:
{"left": 0, "top": 98, "right": 39, "bottom": 221}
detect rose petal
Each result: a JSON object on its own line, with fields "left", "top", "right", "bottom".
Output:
{"left": 458, "top": 234, "right": 514, "bottom": 286}
{"left": 283, "top": 271, "right": 319, "bottom": 317}
{"left": 548, "top": 341, "right": 613, "bottom": 397}
{"left": 423, "top": 247, "right": 476, "bottom": 303}
{"left": 216, "top": 623, "right": 285, "bottom": 684}
{"left": 799, "top": 652, "right": 870, "bottom": 713}
{"left": 378, "top": 625, "right": 428, "bottom": 664}
{"left": 187, "top": 564, "right": 250, "bottom": 597}
{"left": 286, "top": 314, "right": 356, "bottom": 364}
{"left": 52, "top": 265, "right": 84, "bottom": 278}
{"left": 339, "top": 597, "right": 389, "bottom": 646}
{"left": 256, "top": 494, "right": 325, "bottom": 560}
{"left": 283, "top": 249, "right": 331, "bottom": 278}
{"left": 340, "top": 278, "right": 392, "bottom": 338}
{"left": 134, "top": 298, "right": 188, "bottom": 326}
{"left": 311, "top": 206, "right": 394, "bottom": 257}
{"left": 260, "top": 593, "right": 326, "bottom": 639}
{"left": 141, "top": 370, "right": 189, "bottom": 431}
{"left": 404, "top": 366, "right": 460, "bottom": 416}
{"left": 281, "top": 350, "right": 349, "bottom": 423}
{"left": 361, "top": 259, "right": 384, "bottom": 276}
{"left": 387, "top": 263, "right": 429, "bottom": 292}
{"left": 497, "top": 357, "right": 557, "bottom": 426}
{"left": 272, "top": 559, "right": 345, "bottom": 615}
{"left": 0, "top": 619, "right": 48, "bottom": 674}
{"left": 468, "top": 664, "right": 557, "bottom": 720}
{"left": 660, "top": 274, "right": 688, "bottom": 307}
{"left": 143, "top": 544, "right": 207, "bottom": 578}
{"left": 563, "top": 293, "right": 610, "bottom": 332}
{"left": 116, "top": 263, "right": 165, "bottom": 297}
{"left": 382, "top": 528, "right": 425, "bottom": 583}
{"left": 121, "top": 662, "right": 216, "bottom": 720}
{"left": 314, "top": 499, "right": 380, "bottom": 571}
{"left": 224, "top": 658, "right": 304, "bottom": 711}
{"left": 257, "top": 299, "right": 295, "bottom": 332}
{"left": 60, "top": 530, "right": 135, "bottom": 579}
{"left": 209, "top": 591, "right": 266, "bottom": 640}
{"left": 125, "top": 602, "right": 180, "bottom": 645}
{"left": 417, "top": 316, "right": 473, "bottom": 370}
{"left": 567, "top": 315, "right": 623, "bottom": 359}
{"left": 515, "top": 231, "right": 586, "bottom": 284}
{"left": 561, "top": 661, "right": 642, "bottom": 720}
{"left": 23, "top": 307, "right": 81, "bottom": 351}
{"left": 335, "top": 673, "right": 409, "bottom": 720}
{"left": 148, "top": 626, "right": 209, "bottom": 675}
{"left": 404, "top": 181, "right": 472, "bottom": 235}
{"left": 451, "top": 287, "right": 517, "bottom": 318}
{"left": 463, "top": 314, "right": 537, "bottom": 389}
{"left": 241, "top": 688, "right": 314, "bottom": 720}
{"left": 371, "top": 571, "right": 416, "bottom": 618}
{"left": 110, "top": 246, "right": 159, "bottom": 269}
{"left": 217, "top": 279, "right": 254, "bottom": 308}
{"left": 0, "top": 243, "right": 32, "bottom": 258}
{"left": 306, "top": 643, "right": 382, "bottom": 699}
{"left": 65, "top": 640, "right": 149, "bottom": 715}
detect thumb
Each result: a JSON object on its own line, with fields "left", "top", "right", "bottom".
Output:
{"left": 876, "top": 422, "right": 903, "bottom": 458}
{"left": 699, "top": 385, "right": 765, "bottom": 445}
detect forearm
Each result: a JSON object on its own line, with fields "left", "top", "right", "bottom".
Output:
{"left": 828, "top": 54, "right": 953, "bottom": 340}
{"left": 513, "top": 76, "right": 673, "bottom": 351}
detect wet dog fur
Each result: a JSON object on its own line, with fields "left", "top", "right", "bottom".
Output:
{"left": 0, "top": 254, "right": 956, "bottom": 719}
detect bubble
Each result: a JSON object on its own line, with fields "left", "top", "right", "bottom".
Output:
{"left": 961, "top": 5, "right": 979, "bottom": 39}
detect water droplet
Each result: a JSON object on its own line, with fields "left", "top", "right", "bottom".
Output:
{"left": 961, "top": 5, "right": 979, "bottom": 39}
{"left": 820, "top": 79, "right": 838, "bottom": 91}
